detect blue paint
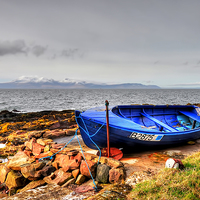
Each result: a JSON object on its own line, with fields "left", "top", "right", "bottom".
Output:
{"left": 75, "top": 105, "right": 200, "bottom": 149}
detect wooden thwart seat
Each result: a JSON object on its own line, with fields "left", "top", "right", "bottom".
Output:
{"left": 179, "top": 111, "right": 200, "bottom": 122}
{"left": 141, "top": 111, "right": 178, "bottom": 132}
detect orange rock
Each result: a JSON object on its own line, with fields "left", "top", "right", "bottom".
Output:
{"left": 52, "top": 161, "right": 59, "bottom": 170}
{"left": 21, "top": 162, "right": 46, "bottom": 180}
{"left": 5, "top": 170, "right": 26, "bottom": 189}
{"left": 54, "top": 154, "right": 80, "bottom": 172}
{"left": 0, "top": 165, "right": 10, "bottom": 183}
{"left": 34, "top": 152, "right": 53, "bottom": 159}
{"left": 36, "top": 139, "right": 46, "bottom": 146}
{"left": 72, "top": 169, "right": 80, "bottom": 179}
{"left": 74, "top": 152, "right": 83, "bottom": 163}
{"left": 32, "top": 143, "right": 45, "bottom": 156}
{"left": 62, "top": 159, "right": 80, "bottom": 172}
{"left": 54, "top": 154, "right": 70, "bottom": 168}
{"left": 43, "top": 169, "right": 72, "bottom": 186}
{"left": 24, "top": 141, "right": 33, "bottom": 151}
{"left": 7, "top": 151, "right": 33, "bottom": 171}
{"left": 80, "top": 160, "right": 97, "bottom": 178}
{"left": 24, "top": 149, "right": 32, "bottom": 157}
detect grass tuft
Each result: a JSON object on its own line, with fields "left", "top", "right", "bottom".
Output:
{"left": 128, "top": 151, "right": 200, "bottom": 199}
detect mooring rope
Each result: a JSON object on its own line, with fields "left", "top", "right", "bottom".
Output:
{"left": 38, "top": 113, "right": 105, "bottom": 191}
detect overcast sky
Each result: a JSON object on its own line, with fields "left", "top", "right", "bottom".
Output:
{"left": 0, "top": 0, "right": 200, "bottom": 87}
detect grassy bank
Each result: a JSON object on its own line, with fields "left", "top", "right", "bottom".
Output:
{"left": 128, "top": 151, "right": 200, "bottom": 200}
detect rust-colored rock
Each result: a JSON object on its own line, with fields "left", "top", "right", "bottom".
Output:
{"left": 24, "top": 141, "right": 32, "bottom": 150}
{"left": 5, "top": 170, "right": 26, "bottom": 189}
{"left": 63, "top": 159, "right": 80, "bottom": 172}
{"left": 0, "top": 165, "right": 10, "bottom": 183}
{"left": 80, "top": 160, "right": 97, "bottom": 178}
{"left": 32, "top": 142, "right": 45, "bottom": 156}
{"left": 7, "top": 151, "right": 33, "bottom": 171}
{"left": 73, "top": 152, "right": 82, "bottom": 163}
{"left": 54, "top": 154, "right": 70, "bottom": 168}
{"left": 24, "top": 149, "right": 32, "bottom": 157}
{"left": 52, "top": 161, "right": 59, "bottom": 170}
{"left": 109, "top": 167, "right": 125, "bottom": 183}
{"left": 72, "top": 169, "right": 80, "bottom": 179}
{"left": 43, "top": 169, "right": 72, "bottom": 186}
{"left": 20, "top": 180, "right": 46, "bottom": 193}
{"left": 34, "top": 151, "right": 53, "bottom": 159}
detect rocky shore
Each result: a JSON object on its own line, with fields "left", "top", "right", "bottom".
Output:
{"left": 0, "top": 110, "right": 127, "bottom": 199}
{"left": 1, "top": 108, "right": 200, "bottom": 199}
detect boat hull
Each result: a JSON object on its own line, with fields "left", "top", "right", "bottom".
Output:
{"left": 75, "top": 105, "right": 200, "bottom": 150}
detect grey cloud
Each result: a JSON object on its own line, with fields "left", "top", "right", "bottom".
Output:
{"left": 0, "top": 40, "right": 28, "bottom": 56}
{"left": 61, "top": 49, "right": 80, "bottom": 58}
{"left": 32, "top": 45, "right": 47, "bottom": 57}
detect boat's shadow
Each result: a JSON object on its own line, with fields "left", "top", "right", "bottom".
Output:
{"left": 121, "top": 141, "right": 190, "bottom": 154}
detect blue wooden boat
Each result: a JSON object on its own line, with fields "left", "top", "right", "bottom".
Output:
{"left": 75, "top": 105, "right": 200, "bottom": 150}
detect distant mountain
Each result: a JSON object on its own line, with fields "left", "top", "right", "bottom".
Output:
{"left": 0, "top": 76, "right": 160, "bottom": 89}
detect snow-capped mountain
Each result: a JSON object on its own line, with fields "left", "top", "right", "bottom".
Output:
{"left": 14, "top": 76, "right": 55, "bottom": 83}
{"left": 0, "top": 76, "right": 160, "bottom": 89}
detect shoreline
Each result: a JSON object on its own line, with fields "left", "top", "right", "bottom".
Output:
{"left": 1, "top": 109, "right": 200, "bottom": 199}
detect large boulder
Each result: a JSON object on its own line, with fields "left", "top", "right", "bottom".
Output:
{"left": 96, "top": 164, "right": 110, "bottom": 183}
{"left": 5, "top": 170, "right": 26, "bottom": 189}
{"left": 7, "top": 151, "right": 34, "bottom": 171}
{"left": 80, "top": 160, "right": 97, "bottom": 178}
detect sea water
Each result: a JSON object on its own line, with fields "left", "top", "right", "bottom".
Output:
{"left": 0, "top": 89, "right": 200, "bottom": 112}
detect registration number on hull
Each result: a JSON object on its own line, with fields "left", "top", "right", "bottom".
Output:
{"left": 129, "top": 132, "right": 163, "bottom": 141}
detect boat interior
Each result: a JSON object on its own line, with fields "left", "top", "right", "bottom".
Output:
{"left": 112, "top": 105, "right": 200, "bottom": 132}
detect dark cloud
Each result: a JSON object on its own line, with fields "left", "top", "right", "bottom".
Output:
{"left": 0, "top": 40, "right": 28, "bottom": 56}
{"left": 32, "top": 45, "right": 47, "bottom": 57}
{"left": 61, "top": 49, "right": 80, "bottom": 58}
